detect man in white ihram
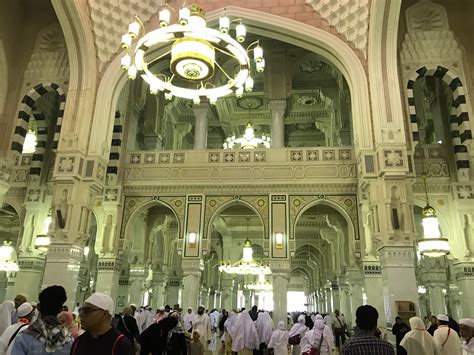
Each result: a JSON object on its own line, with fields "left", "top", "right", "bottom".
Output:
{"left": 433, "top": 314, "right": 462, "bottom": 355}
{"left": 193, "top": 305, "right": 211, "bottom": 353}
{"left": 183, "top": 308, "right": 195, "bottom": 333}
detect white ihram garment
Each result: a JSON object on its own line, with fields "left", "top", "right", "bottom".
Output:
{"left": 433, "top": 325, "right": 462, "bottom": 355}
{"left": 194, "top": 313, "right": 212, "bottom": 351}
{"left": 400, "top": 317, "right": 440, "bottom": 355}
{"left": 255, "top": 312, "right": 274, "bottom": 346}
{"left": 300, "top": 319, "right": 333, "bottom": 355}
{"left": 268, "top": 321, "right": 289, "bottom": 355}
{"left": 231, "top": 311, "right": 260, "bottom": 353}
{"left": 0, "top": 302, "right": 15, "bottom": 336}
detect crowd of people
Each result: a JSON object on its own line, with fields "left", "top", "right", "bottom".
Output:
{"left": 0, "top": 288, "right": 472, "bottom": 355}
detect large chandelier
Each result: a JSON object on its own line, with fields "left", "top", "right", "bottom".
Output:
{"left": 245, "top": 274, "right": 273, "bottom": 291}
{"left": 0, "top": 240, "right": 18, "bottom": 272}
{"left": 121, "top": 4, "right": 265, "bottom": 104}
{"left": 416, "top": 174, "right": 450, "bottom": 257}
{"left": 223, "top": 123, "right": 271, "bottom": 149}
{"left": 219, "top": 239, "right": 271, "bottom": 275}
{"left": 224, "top": 100, "right": 270, "bottom": 149}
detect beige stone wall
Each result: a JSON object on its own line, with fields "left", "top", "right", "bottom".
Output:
{"left": 0, "top": 1, "right": 60, "bottom": 157}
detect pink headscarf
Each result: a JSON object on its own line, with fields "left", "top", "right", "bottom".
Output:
{"left": 58, "top": 311, "right": 80, "bottom": 338}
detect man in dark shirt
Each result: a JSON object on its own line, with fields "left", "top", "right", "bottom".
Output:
{"left": 71, "top": 292, "right": 134, "bottom": 355}
{"left": 139, "top": 316, "right": 178, "bottom": 355}
{"left": 342, "top": 305, "right": 395, "bottom": 355}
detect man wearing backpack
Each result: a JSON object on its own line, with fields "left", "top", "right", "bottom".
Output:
{"left": 71, "top": 292, "right": 134, "bottom": 355}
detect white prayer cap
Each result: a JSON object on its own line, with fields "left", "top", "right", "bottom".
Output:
{"left": 17, "top": 302, "right": 33, "bottom": 317}
{"left": 460, "top": 318, "right": 474, "bottom": 328}
{"left": 129, "top": 303, "right": 137, "bottom": 308}
{"left": 85, "top": 292, "right": 114, "bottom": 316}
{"left": 437, "top": 314, "right": 449, "bottom": 322}
{"left": 198, "top": 304, "right": 206, "bottom": 309}
{"left": 30, "top": 302, "right": 37, "bottom": 307}
{"left": 315, "top": 314, "right": 323, "bottom": 320}
{"left": 158, "top": 307, "right": 165, "bottom": 311}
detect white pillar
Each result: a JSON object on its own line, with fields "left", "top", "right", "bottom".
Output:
{"left": 362, "top": 261, "right": 386, "bottom": 327}
{"left": 41, "top": 244, "right": 83, "bottom": 309}
{"left": 221, "top": 277, "right": 233, "bottom": 311}
{"left": 269, "top": 100, "right": 286, "bottom": 148}
{"left": 272, "top": 273, "right": 288, "bottom": 323}
{"left": 10, "top": 255, "right": 46, "bottom": 302}
{"left": 332, "top": 282, "right": 341, "bottom": 312}
{"left": 193, "top": 105, "right": 208, "bottom": 149}
{"left": 181, "top": 260, "right": 201, "bottom": 310}
{"left": 151, "top": 272, "right": 167, "bottom": 309}
{"left": 129, "top": 267, "right": 146, "bottom": 306}
{"left": 95, "top": 257, "right": 122, "bottom": 311}
{"left": 379, "top": 246, "right": 420, "bottom": 326}
{"left": 453, "top": 261, "right": 474, "bottom": 317}
{"left": 325, "top": 286, "right": 332, "bottom": 313}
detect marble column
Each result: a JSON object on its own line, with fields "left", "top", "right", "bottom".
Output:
{"left": 453, "top": 261, "right": 474, "bottom": 317}
{"left": 215, "top": 290, "right": 222, "bottom": 310}
{"left": 347, "top": 268, "right": 364, "bottom": 318}
{"left": 231, "top": 286, "right": 238, "bottom": 310}
{"left": 129, "top": 267, "right": 147, "bottom": 306}
{"left": 181, "top": 259, "right": 201, "bottom": 310}
{"left": 272, "top": 273, "right": 288, "bottom": 323}
{"left": 379, "top": 246, "right": 419, "bottom": 326}
{"left": 332, "top": 282, "right": 341, "bottom": 312}
{"left": 362, "top": 261, "right": 386, "bottom": 327}
{"left": 339, "top": 281, "right": 352, "bottom": 325}
{"left": 325, "top": 286, "right": 332, "bottom": 313}
{"left": 427, "top": 285, "right": 447, "bottom": 315}
{"left": 208, "top": 288, "right": 216, "bottom": 310}
{"left": 41, "top": 244, "right": 83, "bottom": 309}
{"left": 193, "top": 105, "right": 208, "bottom": 150}
{"left": 95, "top": 257, "right": 122, "bottom": 311}
{"left": 221, "top": 278, "right": 233, "bottom": 311}
{"left": 243, "top": 289, "right": 251, "bottom": 310}
{"left": 151, "top": 272, "right": 168, "bottom": 309}
{"left": 269, "top": 100, "right": 286, "bottom": 148}
{"left": 10, "top": 254, "right": 46, "bottom": 301}
{"left": 200, "top": 287, "right": 209, "bottom": 309}
{"left": 166, "top": 278, "right": 182, "bottom": 306}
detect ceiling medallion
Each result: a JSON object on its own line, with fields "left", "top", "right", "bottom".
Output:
{"left": 120, "top": 4, "right": 265, "bottom": 104}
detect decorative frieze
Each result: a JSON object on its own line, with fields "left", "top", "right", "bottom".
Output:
{"left": 378, "top": 246, "right": 415, "bottom": 268}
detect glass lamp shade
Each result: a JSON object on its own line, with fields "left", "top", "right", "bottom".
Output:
{"left": 242, "top": 239, "right": 253, "bottom": 263}
{"left": 417, "top": 238, "right": 450, "bottom": 257}
{"left": 22, "top": 131, "right": 37, "bottom": 154}
{"left": 0, "top": 240, "right": 18, "bottom": 271}
{"left": 170, "top": 38, "right": 215, "bottom": 81}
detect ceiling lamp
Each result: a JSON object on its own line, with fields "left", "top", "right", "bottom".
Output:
{"left": 224, "top": 102, "right": 270, "bottom": 149}
{"left": 245, "top": 274, "right": 273, "bottom": 291}
{"left": 0, "top": 240, "right": 18, "bottom": 272}
{"left": 416, "top": 174, "right": 450, "bottom": 257}
{"left": 121, "top": 5, "right": 264, "bottom": 103}
{"left": 219, "top": 239, "right": 271, "bottom": 275}
{"left": 22, "top": 130, "right": 37, "bottom": 154}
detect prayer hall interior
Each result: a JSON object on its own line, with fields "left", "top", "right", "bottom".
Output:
{"left": 0, "top": 0, "right": 473, "bottom": 334}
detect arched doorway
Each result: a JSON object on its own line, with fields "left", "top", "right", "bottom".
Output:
{"left": 120, "top": 203, "right": 180, "bottom": 308}
{"left": 208, "top": 203, "right": 267, "bottom": 311}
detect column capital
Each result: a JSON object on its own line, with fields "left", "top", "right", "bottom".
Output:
{"left": 270, "top": 260, "right": 290, "bottom": 274}
{"left": 192, "top": 104, "right": 209, "bottom": 117}
{"left": 17, "top": 254, "right": 46, "bottom": 273}
{"left": 46, "top": 243, "right": 83, "bottom": 263}
{"left": 378, "top": 245, "right": 415, "bottom": 268}
{"left": 181, "top": 258, "right": 203, "bottom": 275}
{"left": 97, "top": 256, "right": 122, "bottom": 273}
{"left": 268, "top": 99, "right": 287, "bottom": 114}
{"left": 453, "top": 261, "right": 474, "bottom": 281}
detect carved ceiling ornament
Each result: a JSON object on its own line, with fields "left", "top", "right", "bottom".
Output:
{"left": 400, "top": 0, "right": 461, "bottom": 67}
{"left": 88, "top": 0, "right": 165, "bottom": 68}
{"left": 304, "top": 0, "right": 370, "bottom": 58}
{"left": 406, "top": 0, "right": 449, "bottom": 33}
{"left": 36, "top": 25, "right": 67, "bottom": 52}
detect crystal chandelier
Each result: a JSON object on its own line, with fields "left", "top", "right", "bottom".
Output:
{"left": 245, "top": 274, "right": 273, "bottom": 291}
{"left": 416, "top": 174, "right": 450, "bottom": 257}
{"left": 121, "top": 4, "right": 265, "bottom": 104}
{"left": 223, "top": 101, "right": 271, "bottom": 149}
{"left": 219, "top": 239, "right": 271, "bottom": 275}
{"left": 0, "top": 240, "right": 18, "bottom": 272}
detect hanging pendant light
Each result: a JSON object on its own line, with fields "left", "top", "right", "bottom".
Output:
{"left": 416, "top": 172, "right": 450, "bottom": 257}
{"left": 0, "top": 240, "right": 18, "bottom": 272}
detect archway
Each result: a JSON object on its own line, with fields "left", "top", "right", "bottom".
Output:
{"left": 208, "top": 203, "right": 266, "bottom": 310}
{"left": 121, "top": 203, "right": 180, "bottom": 308}
{"left": 293, "top": 203, "right": 352, "bottom": 317}
{"left": 88, "top": 6, "right": 372, "bottom": 159}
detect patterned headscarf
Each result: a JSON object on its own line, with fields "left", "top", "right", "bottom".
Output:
{"left": 25, "top": 315, "right": 71, "bottom": 352}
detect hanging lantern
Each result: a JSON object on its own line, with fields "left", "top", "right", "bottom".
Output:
{"left": 0, "top": 240, "right": 18, "bottom": 272}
